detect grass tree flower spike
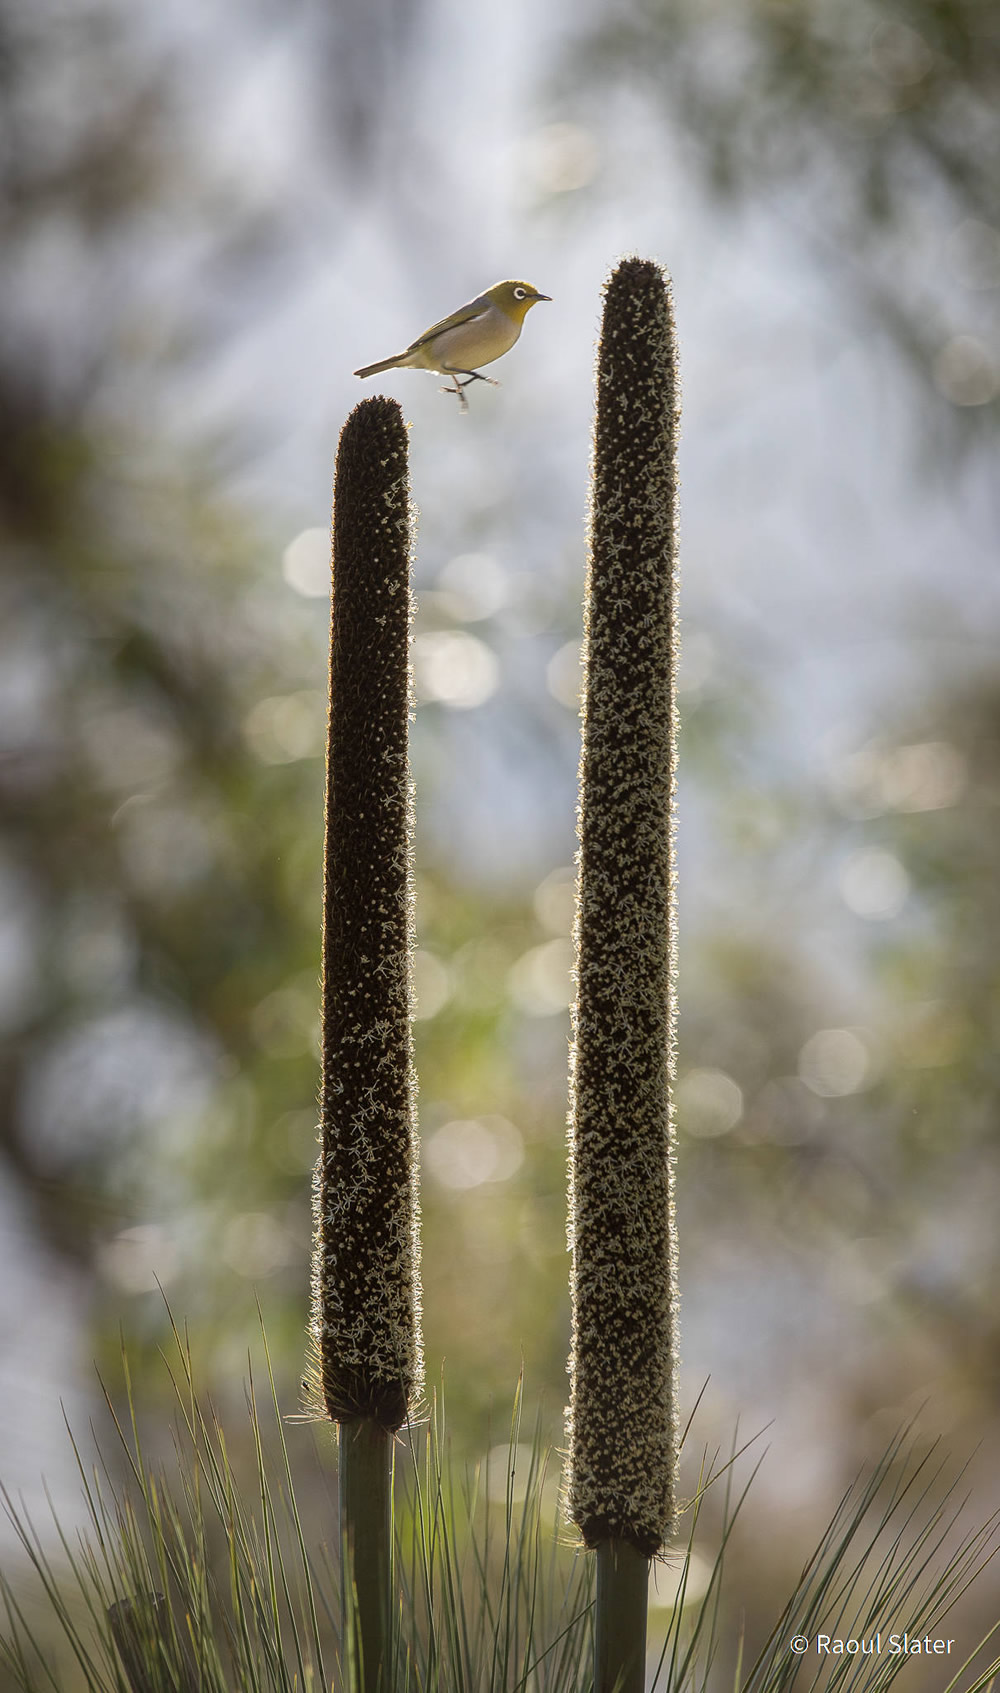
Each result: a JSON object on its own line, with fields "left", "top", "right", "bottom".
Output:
{"left": 567, "top": 257, "right": 681, "bottom": 1693}
{"left": 311, "top": 395, "right": 422, "bottom": 1690}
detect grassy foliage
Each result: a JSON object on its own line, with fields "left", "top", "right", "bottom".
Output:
{"left": 0, "top": 1328, "right": 593, "bottom": 1693}
{"left": 4, "top": 1334, "right": 1000, "bottom": 1692}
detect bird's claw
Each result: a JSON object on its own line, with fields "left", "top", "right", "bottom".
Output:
{"left": 440, "top": 384, "right": 471, "bottom": 413}
{"left": 439, "top": 370, "right": 500, "bottom": 413}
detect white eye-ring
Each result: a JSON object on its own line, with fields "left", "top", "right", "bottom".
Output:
{"left": 513, "top": 286, "right": 527, "bottom": 299}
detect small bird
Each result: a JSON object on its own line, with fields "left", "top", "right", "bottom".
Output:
{"left": 354, "top": 279, "right": 551, "bottom": 411}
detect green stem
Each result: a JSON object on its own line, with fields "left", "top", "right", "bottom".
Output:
{"left": 340, "top": 1419, "right": 392, "bottom": 1693}
{"left": 595, "top": 1540, "right": 649, "bottom": 1693}
{"left": 107, "top": 1594, "right": 199, "bottom": 1693}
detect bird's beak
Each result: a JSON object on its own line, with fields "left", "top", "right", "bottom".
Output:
{"left": 534, "top": 293, "right": 552, "bottom": 302}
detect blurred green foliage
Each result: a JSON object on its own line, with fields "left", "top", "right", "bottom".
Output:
{"left": 1, "top": 0, "right": 999, "bottom": 1554}
{"left": 565, "top": 0, "right": 1000, "bottom": 436}
{"left": 3, "top": 0, "right": 1000, "bottom": 1685}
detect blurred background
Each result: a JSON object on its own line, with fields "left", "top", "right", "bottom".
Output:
{"left": 2, "top": 0, "right": 1000, "bottom": 1677}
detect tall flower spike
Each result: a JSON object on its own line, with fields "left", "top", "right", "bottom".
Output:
{"left": 311, "top": 395, "right": 423, "bottom": 1431}
{"left": 567, "top": 256, "right": 681, "bottom": 1693}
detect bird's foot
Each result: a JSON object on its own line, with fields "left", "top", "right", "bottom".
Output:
{"left": 440, "top": 383, "right": 470, "bottom": 413}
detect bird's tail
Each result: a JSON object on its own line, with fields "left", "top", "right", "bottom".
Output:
{"left": 354, "top": 354, "right": 406, "bottom": 379}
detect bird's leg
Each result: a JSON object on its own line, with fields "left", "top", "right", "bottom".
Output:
{"left": 439, "top": 371, "right": 470, "bottom": 412}
{"left": 455, "top": 369, "right": 500, "bottom": 388}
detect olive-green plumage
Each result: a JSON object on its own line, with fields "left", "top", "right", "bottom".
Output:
{"left": 566, "top": 257, "right": 681, "bottom": 1566}
{"left": 355, "top": 279, "right": 551, "bottom": 409}
{"left": 311, "top": 396, "right": 422, "bottom": 1433}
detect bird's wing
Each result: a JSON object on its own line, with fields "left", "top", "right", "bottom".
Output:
{"left": 406, "top": 295, "right": 491, "bottom": 352}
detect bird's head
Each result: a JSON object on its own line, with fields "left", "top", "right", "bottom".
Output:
{"left": 487, "top": 280, "right": 552, "bottom": 323}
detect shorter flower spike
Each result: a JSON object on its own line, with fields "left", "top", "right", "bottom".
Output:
{"left": 311, "top": 396, "right": 423, "bottom": 1433}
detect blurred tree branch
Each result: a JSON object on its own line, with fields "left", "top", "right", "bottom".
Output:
{"left": 564, "top": 0, "right": 1000, "bottom": 436}
{"left": 0, "top": 0, "right": 320, "bottom": 1273}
